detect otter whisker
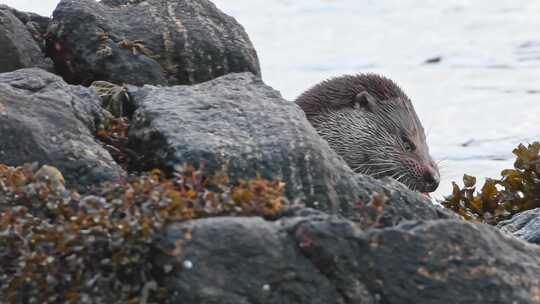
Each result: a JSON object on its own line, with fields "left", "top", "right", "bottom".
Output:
{"left": 394, "top": 173, "right": 408, "bottom": 183}
{"left": 296, "top": 73, "right": 440, "bottom": 194}
{"left": 356, "top": 163, "right": 399, "bottom": 170}
{"left": 401, "top": 176, "right": 416, "bottom": 190}
{"left": 352, "top": 166, "right": 371, "bottom": 175}
{"left": 354, "top": 161, "right": 399, "bottom": 170}
{"left": 436, "top": 159, "right": 448, "bottom": 165}
{"left": 371, "top": 167, "right": 399, "bottom": 177}
{"left": 392, "top": 172, "right": 408, "bottom": 184}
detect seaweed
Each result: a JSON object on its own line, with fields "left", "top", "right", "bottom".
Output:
{"left": 0, "top": 163, "right": 285, "bottom": 303}
{"left": 442, "top": 142, "right": 540, "bottom": 224}
{"left": 96, "top": 116, "right": 132, "bottom": 169}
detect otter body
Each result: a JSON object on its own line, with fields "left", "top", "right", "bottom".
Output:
{"left": 296, "top": 74, "right": 439, "bottom": 193}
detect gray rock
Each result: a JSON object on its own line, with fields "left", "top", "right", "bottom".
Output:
{"left": 0, "top": 5, "right": 53, "bottom": 73}
{"left": 46, "top": 0, "right": 260, "bottom": 86}
{"left": 354, "top": 175, "right": 456, "bottom": 226}
{"left": 155, "top": 211, "right": 540, "bottom": 304}
{"left": 6, "top": 7, "right": 49, "bottom": 28}
{"left": 127, "top": 72, "right": 362, "bottom": 215}
{"left": 0, "top": 68, "right": 124, "bottom": 189}
{"left": 0, "top": 5, "right": 51, "bottom": 49}
{"left": 10, "top": 8, "right": 50, "bottom": 52}
{"left": 498, "top": 208, "right": 540, "bottom": 244}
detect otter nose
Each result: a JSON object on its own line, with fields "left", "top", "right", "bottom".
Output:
{"left": 422, "top": 167, "right": 440, "bottom": 193}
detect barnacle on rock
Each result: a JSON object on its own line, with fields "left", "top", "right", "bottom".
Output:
{"left": 0, "top": 163, "right": 286, "bottom": 303}
{"left": 96, "top": 31, "right": 110, "bottom": 43}
{"left": 355, "top": 192, "right": 387, "bottom": 229}
{"left": 96, "top": 31, "right": 113, "bottom": 58}
{"left": 442, "top": 142, "right": 540, "bottom": 224}
{"left": 96, "top": 45, "right": 113, "bottom": 58}
{"left": 118, "top": 39, "right": 153, "bottom": 57}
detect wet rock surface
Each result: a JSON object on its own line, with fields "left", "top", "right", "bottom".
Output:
{"left": 0, "top": 68, "right": 124, "bottom": 189}
{"left": 157, "top": 210, "right": 540, "bottom": 304}
{"left": 46, "top": 0, "right": 260, "bottom": 86}
{"left": 498, "top": 208, "right": 540, "bottom": 245}
{"left": 0, "top": 5, "right": 53, "bottom": 73}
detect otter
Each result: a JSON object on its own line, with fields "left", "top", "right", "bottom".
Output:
{"left": 296, "top": 74, "right": 440, "bottom": 193}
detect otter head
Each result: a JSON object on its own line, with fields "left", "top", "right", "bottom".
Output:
{"left": 296, "top": 74, "right": 440, "bottom": 193}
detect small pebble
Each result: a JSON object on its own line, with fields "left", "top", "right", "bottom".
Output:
{"left": 424, "top": 56, "right": 442, "bottom": 64}
{"left": 262, "top": 284, "right": 271, "bottom": 292}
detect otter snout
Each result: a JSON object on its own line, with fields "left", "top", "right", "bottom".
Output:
{"left": 421, "top": 165, "right": 440, "bottom": 193}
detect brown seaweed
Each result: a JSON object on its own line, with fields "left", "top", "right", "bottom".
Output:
{"left": 442, "top": 142, "right": 540, "bottom": 225}
{"left": 0, "top": 163, "right": 285, "bottom": 303}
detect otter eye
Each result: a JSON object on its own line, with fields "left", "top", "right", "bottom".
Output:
{"left": 403, "top": 138, "right": 416, "bottom": 152}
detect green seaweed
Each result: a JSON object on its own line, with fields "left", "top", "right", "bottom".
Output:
{"left": 442, "top": 142, "right": 540, "bottom": 224}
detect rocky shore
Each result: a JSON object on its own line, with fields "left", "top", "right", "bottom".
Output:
{"left": 1, "top": 1, "right": 539, "bottom": 303}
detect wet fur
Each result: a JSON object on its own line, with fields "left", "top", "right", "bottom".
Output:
{"left": 296, "top": 74, "right": 439, "bottom": 192}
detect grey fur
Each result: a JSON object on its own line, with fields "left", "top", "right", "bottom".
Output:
{"left": 296, "top": 74, "right": 440, "bottom": 193}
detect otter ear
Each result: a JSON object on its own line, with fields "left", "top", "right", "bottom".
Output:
{"left": 353, "top": 91, "right": 378, "bottom": 111}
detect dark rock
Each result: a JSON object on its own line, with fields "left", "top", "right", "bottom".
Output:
{"left": 126, "top": 72, "right": 450, "bottom": 221}
{"left": 1, "top": 5, "right": 50, "bottom": 42}
{"left": 424, "top": 56, "right": 442, "bottom": 64}
{"left": 0, "top": 5, "right": 53, "bottom": 72}
{"left": 0, "top": 68, "right": 124, "bottom": 189}
{"left": 516, "top": 41, "right": 540, "bottom": 63}
{"left": 100, "top": 0, "right": 144, "bottom": 5}
{"left": 6, "top": 8, "right": 50, "bottom": 28}
{"left": 46, "top": 0, "right": 260, "bottom": 86}
{"left": 498, "top": 208, "right": 540, "bottom": 244}
{"left": 6, "top": 6, "right": 51, "bottom": 51}
{"left": 155, "top": 211, "right": 540, "bottom": 304}
{"left": 156, "top": 215, "right": 342, "bottom": 304}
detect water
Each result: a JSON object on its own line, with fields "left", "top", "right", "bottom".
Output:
{"left": 6, "top": 0, "right": 540, "bottom": 199}
{"left": 210, "top": 0, "right": 540, "bottom": 198}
